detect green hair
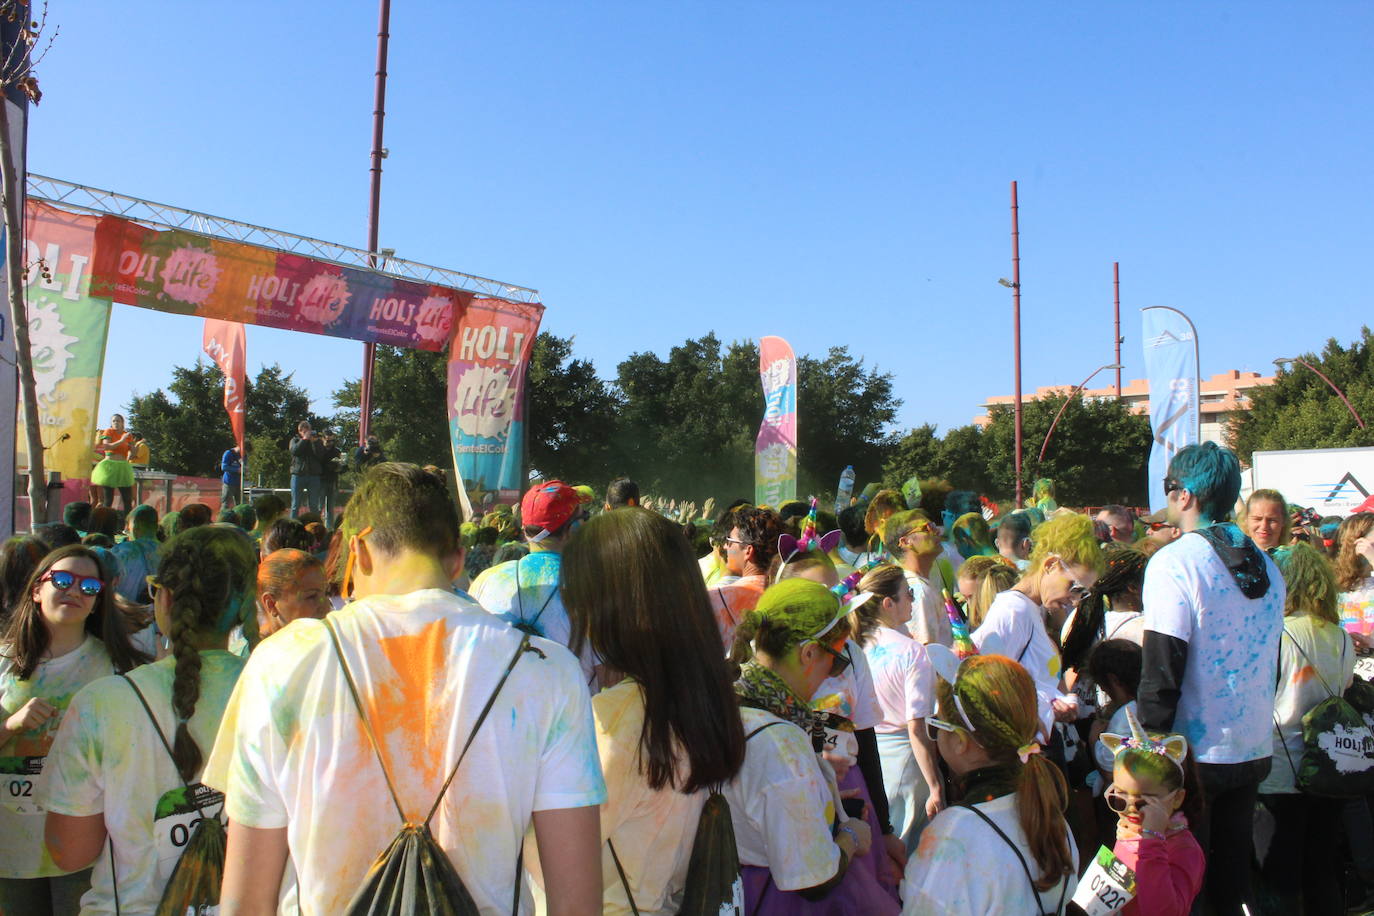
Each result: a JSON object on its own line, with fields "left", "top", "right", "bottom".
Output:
{"left": 1028, "top": 512, "right": 1105, "bottom": 576}
{"left": 952, "top": 512, "right": 998, "bottom": 559}
{"left": 730, "top": 578, "right": 849, "bottom": 665}
{"left": 344, "top": 463, "right": 461, "bottom": 558}
{"left": 1275, "top": 541, "right": 1339, "bottom": 624}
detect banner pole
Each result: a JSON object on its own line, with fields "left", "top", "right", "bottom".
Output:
{"left": 360, "top": 0, "right": 391, "bottom": 446}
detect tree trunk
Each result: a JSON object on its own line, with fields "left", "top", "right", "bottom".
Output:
{"left": 0, "top": 98, "right": 47, "bottom": 525}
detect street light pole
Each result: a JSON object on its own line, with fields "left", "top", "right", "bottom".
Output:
{"left": 1011, "top": 181, "right": 1022, "bottom": 506}
{"left": 1039, "top": 363, "right": 1125, "bottom": 463}
{"left": 1113, "top": 262, "right": 1122, "bottom": 399}
{"left": 1274, "top": 357, "right": 1366, "bottom": 429}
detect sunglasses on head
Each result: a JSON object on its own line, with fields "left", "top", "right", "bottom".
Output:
{"left": 40, "top": 569, "right": 103, "bottom": 597}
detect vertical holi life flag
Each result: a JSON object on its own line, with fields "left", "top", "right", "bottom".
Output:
{"left": 446, "top": 298, "right": 544, "bottom": 505}
{"left": 1141, "top": 306, "right": 1200, "bottom": 512}
{"left": 755, "top": 336, "right": 798, "bottom": 507}
{"left": 202, "top": 319, "right": 246, "bottom": 454}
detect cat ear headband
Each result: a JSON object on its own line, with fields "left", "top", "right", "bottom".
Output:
{"left": 1100, "top": 706, "right": 1189, "bottom": 773}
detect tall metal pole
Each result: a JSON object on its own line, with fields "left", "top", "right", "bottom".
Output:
{"left": 1011, "top": 181, "right": 1023, "bottom": 507}
{"left": 359, "top": 0, "right": 391, "bottom": 446}
{"left": 1113, "top": 262, "right": 1122, "bottom": 398}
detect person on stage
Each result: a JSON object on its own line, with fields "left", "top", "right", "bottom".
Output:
{"left": 91, "top": 415, "right": 136, "bottom": 513}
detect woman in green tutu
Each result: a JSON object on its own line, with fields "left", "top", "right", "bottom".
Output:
{"left": 91, "top": 415, "right": 136, "bottom": 512}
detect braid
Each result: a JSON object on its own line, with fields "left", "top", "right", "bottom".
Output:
{"left": 168, "top": 596, "right": 205, "bottom": 783}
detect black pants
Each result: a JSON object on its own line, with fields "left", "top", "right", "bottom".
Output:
{"left": 1192, "top": 759, "right": 1269, "bottom": 916}
{"left": 100, "top": 485, "right": 133, "bottom": 512}
{"left": 1260, "top": 793, "right": 1344, "bottom": 916}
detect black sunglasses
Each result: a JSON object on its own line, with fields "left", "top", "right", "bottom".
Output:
{"left": 1163, "top": 477, "right": 1185, "bottom": 495}
{"left": 815, "top": 641, "right": 852, "bottom": 677}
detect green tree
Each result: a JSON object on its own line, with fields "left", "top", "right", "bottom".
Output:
{"left": 796, "top": 347, "right": 901, "bottom": 498}
{"left": 525, "top": 333, "right": 623, "bottom": 487}
{"left": 128, "top": 363, "right": 321, "bottom": 486}
{"left": 331, "top": 346, "right": 450, "bottom": 474}
{"left": 1228, "top": 327, "right": 1374, "bottom": 462}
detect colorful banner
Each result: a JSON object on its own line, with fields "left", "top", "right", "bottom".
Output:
{"left": 201, "top": 319, "right": 246, "bottom": 454}
{"left": 1142, "top": 306, "right": 1200, "bottom": 512}
{"left": 446, "top": 298, "right": 544, "bottom": 504}
{"left": 755, "top": 336, "right": 798, "bottom": 507}
{"left": 75, "top": 201, "right": 472, "bottom": 351}
{"left": 16, "top": 204, "right": 112, "bottom": 483}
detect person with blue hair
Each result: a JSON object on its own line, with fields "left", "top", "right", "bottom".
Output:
{"left": 1138, "top": 441, "right": 1286, "bottom": 916}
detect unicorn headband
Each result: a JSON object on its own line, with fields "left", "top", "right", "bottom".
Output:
{"left": 1100, "top": 706, "right": 1189, "bottom": 774}
{"left": 777, "top": 497, "right": 843, "bottom": 564}
{"left": 827, "top": 556, "right": 883, "bottom": 613}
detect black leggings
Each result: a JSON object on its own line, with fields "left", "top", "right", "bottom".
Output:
{"left": 1261, "top": 793, "right": 1345, "bottom": 916}
{"left": 1193, "top": 760, "right": 1268, "bottom": 916}
{"left": 100, "top": 486, "right": 134, "bottom": 512}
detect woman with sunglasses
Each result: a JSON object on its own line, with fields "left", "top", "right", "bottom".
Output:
{"left": 854, "top": 564, "right": 944, "bottom": 855}
{"left": 778, "top": 544, "right": 905, "bottom": 898}
{"left": 972, "top": 513, "right": 1104, "bottom": 739}
{"left": 902, "top": 654, "right": 1078, "bottom": 914}
{"left": 728, "top": 577, "right": 897, "bottom": 914}
{"left": 40, "top": 525, "right": 257, "bottom": 915}
{"left": 0, "top": 546, "right": 149, "bottom": 916}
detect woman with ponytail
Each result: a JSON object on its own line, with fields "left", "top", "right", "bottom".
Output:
{"left": 0, "top": 546, "right": 149, "bottom": 915}
{"left": 727, "top": 577, "right": 898, "bottom": 915}
{"left": 901, "top": 654, "right": 1078, "bottom": 914}
{"left": 40, "top": 525, "right": 257, "bottom": 914}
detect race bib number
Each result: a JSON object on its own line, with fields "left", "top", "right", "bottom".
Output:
{"left": 1355, "top": 655, "right": 1374, "bottom": 684}
{"left": 1070, "top": 846, "right": 1137, "bottom": 916}
{"left": 153, "top": 782, "right": 224, "bottom": 864}
{"left": 0, "top": 755, "right": 46, "bottom": 815}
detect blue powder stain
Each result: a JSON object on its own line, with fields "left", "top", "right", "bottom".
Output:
{"left": 511, "top": 708, "right": 518, "bottom": 729}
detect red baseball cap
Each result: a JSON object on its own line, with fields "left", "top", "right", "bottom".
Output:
{"left": 520, "top": 480, "right": 590, "bottom": 537}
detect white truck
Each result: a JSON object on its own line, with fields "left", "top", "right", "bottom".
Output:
{"left": 1246, "top": 446, "right": 1374, "bottom": 517}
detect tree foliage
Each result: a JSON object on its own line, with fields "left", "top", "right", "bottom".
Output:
{"left": 331, "top": 345, "right": 450, "bottom": 471}
{"left": 525, "top": 333, "right": 622, "bottom": 486}
{"left": 127, "top": 363, "right": 322, "bottom": 487}
{"left": 1228, "top": 327, "right": 1374, "bottom": 463}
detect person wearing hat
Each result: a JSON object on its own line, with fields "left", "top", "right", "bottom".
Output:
{"left": 471, "top": 480, "right": 595, "bottom": 686}
{"left": 1143, "top": 509, "right": 1181, "bottom": 546}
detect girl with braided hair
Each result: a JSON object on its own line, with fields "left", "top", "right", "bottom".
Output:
{"left": 41, "top": 525, "right": 257, "bottom": 915}
{"left": 0, "top": 546, "right": 149, "bottom": 915}
{"left": 901, "top": 654, "right": 1079, "bottom": 914}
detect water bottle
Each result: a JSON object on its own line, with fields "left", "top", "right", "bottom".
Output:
{"left": 834, "top": 465, "right": 855, "bottom": 514}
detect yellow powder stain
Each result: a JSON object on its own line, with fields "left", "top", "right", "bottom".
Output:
{"left": 363, "top": 618, "right": 451, "bottom": 812}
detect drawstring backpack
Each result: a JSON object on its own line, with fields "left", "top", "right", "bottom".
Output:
{"left": 956, "top": 803, "right": 1070, "bottom": 916}
{"left": 324, "top": 616, "right": 541, "bottom": 915}
{"left": 607, "top": 721, "right": 783, "bottom": 916}
{"left": 1275, "top": 628, "right": 1374, "bottom": 798}
{"left": 118, "top": 675, "right": 228, "bottom": 916}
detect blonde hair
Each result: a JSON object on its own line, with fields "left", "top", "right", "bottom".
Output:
{"left": 971, "top": 563, "right": 1018, "bottom": 630}
{"left": 1027, "top": 513, "right": 1105, "bottom": 579}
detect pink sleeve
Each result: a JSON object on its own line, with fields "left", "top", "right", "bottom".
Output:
{"left": 1122, "top": 833, "right": 1206, "bottom": 916}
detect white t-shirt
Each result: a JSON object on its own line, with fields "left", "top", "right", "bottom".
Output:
{"left": 972, "top": 589, "right": 1065, "bottom": 737}
{"left": 1142, "top": 531, "right": 1286, "bottom": 764}
{"left": 724, "top": 708, "right": 840, "bottom": 891}
{"left": 901, "top": 792, "right": 1078, "bottom": 915}
{"left": 1261, "top": 614, "right": 1355, "bottom": 794}
{"left": 0, "top": 635, "right": 114, "bottom": 878}
{"left": 41, "top": 651, "right": 245, "bottom": 916}
{"left": 203, "top": 589, "right": 606, "bottom": 915}
{"left": 812, "top": 639, "right": 883, "bottom": 767}
{"left": 905, "top": 569, "right": 952, "bottom": 647}
{"left": 471, "top": 550, "right": 598, "bottom": 686}
{"left": 863, "top": 626, "right": 936, "bottom": 734}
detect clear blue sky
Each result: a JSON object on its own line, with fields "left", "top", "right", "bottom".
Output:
{"left": 29, "top": 1, "right": 1374, "bottom": 439}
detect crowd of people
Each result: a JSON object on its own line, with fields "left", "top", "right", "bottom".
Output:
{"left": 1, "top": 439, "right": 1373, "bottom": 916}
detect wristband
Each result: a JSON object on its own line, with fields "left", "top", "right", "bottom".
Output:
{"left": 836, "top": 824, "right": 859, "bottom": 846}
{"left": 1140, "top": 827, "right": 1167, "bottom": 841}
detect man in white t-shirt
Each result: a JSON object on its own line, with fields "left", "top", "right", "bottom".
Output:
{"left": 1138, "top": 442, "right": 1284, "bottom": 916}
{"left": 885, "top": 510, "right": 951, "bottom": 647}
{"left": 209, "top": 463, "right": 605, "bottom": 916}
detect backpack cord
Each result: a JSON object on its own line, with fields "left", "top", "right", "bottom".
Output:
{"left": 957, "top": 803, "right": 1069, "bottom": 915}
{"left": 607, "top": 839, "right": 642, "bottom": 916}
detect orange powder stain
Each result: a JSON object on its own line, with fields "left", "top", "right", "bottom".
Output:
{"left": 363, "top": 618, "right": 451, "bottom": 811}
{"left": 1293, "top": 665, "right": 1317, "bottom": 685}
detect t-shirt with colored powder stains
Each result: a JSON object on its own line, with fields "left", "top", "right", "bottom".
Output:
{"left": 1260, "top": 613, "right": 1355, "bottom": 794}
{"left": 110, "top": 536, "right": 160, "bottom": 604}
{"left": 202, "top": 589, "right": 606, "bottom": 915}
{"left": 40, "top": 651, "right": 245, "bottom": 915}
{"left": 1142, "top": 531, "right": 1285, "bottom": 765}
{"left": 708, "top": 574, "right": 767, "bottom": 654}
{"left": 580, "top": 679, "right": 708, "bottom": 916}
{"left": 723, "top": 707, "right": 841, "bottom": 891}
{"left": 811, "top": 639, "right": 883, "bottom": 768}
{"left": 972, "top": 589, "right": 1065, "bottom": 738}
{"left": 901, "top": 793, "right": 1078, "bottom": 915}
{"left": 471, "top": 550, "right": 597, "bottom": 686}
{"left": 863, "top": 625, "right": 937, "bottom": 735}
{"left": 0, "top": 635, "right": 114, "bottom": 878}
{"left": 1340, "top": 575, "right": 1374, "bottom": 636}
